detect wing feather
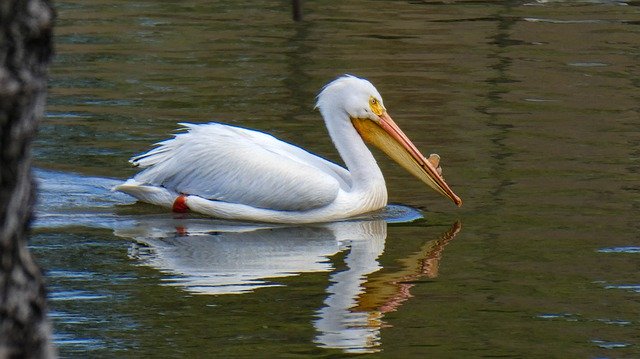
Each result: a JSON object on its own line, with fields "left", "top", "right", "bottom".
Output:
{"left": 130, "top": 123, "right": 349, "bottom": 211}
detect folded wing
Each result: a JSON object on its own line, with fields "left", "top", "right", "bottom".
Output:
{"left": 130, "top": 123, "right": 350, "bottom": 211}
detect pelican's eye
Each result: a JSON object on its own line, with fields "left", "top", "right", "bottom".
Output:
{"left": 368, "top": 96, "right": 384, "bottom": 117}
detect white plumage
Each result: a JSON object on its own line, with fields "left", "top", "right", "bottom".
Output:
{"left": 115, "top": 75, "right": 461, "bottom": 223}
{"left": 129, "top": 123, "right": 348, "bottom": 211}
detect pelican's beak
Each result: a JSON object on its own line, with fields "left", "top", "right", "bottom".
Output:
{"left": 352, "top": 113, "right": 463, "bottom": 207}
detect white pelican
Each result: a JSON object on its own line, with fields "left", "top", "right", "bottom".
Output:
{"left": 115, "top": 75, "right": 462, "bottom": 223}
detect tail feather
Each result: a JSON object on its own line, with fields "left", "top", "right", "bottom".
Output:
{"left": 129, "top": 124, "right": 193, "bottom": 168}
{"left": 130, "top": 145, "right": 172, "bottom": 168}
{"left": 113, "top": 180, "right": 177, "bottom": 208}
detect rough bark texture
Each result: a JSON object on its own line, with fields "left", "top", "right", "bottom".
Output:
{"left": 0, "top": 0, "right": 56, "bottom": 358}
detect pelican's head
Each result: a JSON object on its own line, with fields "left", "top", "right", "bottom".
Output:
{"left": 316, "top": 75, "right": 463, "bottom": 207}
{"left": 316, "top": 75, "right": 386, "bottom": 121}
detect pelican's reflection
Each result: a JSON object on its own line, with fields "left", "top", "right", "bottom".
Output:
{"left": 314, "top": 221, "right": 461, "bottom": 353}
{"left": 115, "top": 216, "right": 461, "bottom": 354}
{"left": 34, "top": 169, "right": 462, "bottom": 353}
{"left": 119, "top": 219, "right": 344, "bottom": 294}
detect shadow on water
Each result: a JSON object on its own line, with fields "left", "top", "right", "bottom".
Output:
{"left": 34, "top": 168, "right": 462, "bottom": 354}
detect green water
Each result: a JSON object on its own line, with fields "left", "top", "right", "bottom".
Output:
{"left": 33, "top": 0, "right": 640, "bottom": 357}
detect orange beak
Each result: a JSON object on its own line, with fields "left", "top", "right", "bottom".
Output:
{"left": 352, "top": 113, "right": 462, "bottom": 207}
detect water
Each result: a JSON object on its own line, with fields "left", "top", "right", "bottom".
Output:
{"left": 32, "top": 0, "right": 639, "bottom": 357}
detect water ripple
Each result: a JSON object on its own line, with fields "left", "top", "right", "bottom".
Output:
{"left": 603, "top": 284, "right": 640, "bottom": 293}
{"left": 50, "top": 290, "right": 109, "bottom": 302}
{"left": 592, "top": 339, "right": 632, "bottom": 349}
{"left": 598, "top": 246, "right": 640, "bottom": 254}
{"left": 52, "top": 333, "right": 106, "bottom": 350}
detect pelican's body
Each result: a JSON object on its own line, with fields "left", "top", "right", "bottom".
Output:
{"left": 115, "top": 75, "right": 461, "bottom": 223}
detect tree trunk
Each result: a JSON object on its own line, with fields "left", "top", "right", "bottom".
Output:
{"left": 0, "top": 0, "right": 56, "bottom": 358}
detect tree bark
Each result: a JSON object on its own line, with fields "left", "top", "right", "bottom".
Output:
{"left": 0, "top": 0, "right": 56, "bottom": 358}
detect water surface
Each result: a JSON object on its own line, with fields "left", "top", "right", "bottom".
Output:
{"left": 34, "top": 0, "right": 640, "bottom": 357}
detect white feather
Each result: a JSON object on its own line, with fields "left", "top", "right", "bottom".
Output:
{"left": 115, "top": 75, "right": 391, "bottom": 223}
{"left": 127, "top": 123, "right": 348, "bottom": 211}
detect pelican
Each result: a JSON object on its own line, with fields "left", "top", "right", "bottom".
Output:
{"left": 115, "top": 75, "right": 462, "bottom": 223}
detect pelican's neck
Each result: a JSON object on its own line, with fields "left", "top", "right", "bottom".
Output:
{"left": 322, "top": 108, "right": 385, "bottom": 192}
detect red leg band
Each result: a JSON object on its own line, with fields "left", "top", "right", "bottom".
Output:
{"left": 172, "top": 195, "right": 189, "bottom": 213}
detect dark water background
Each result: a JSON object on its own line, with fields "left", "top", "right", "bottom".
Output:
{"left": 32, "top": 0, "right": 639, "bottom": 357}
